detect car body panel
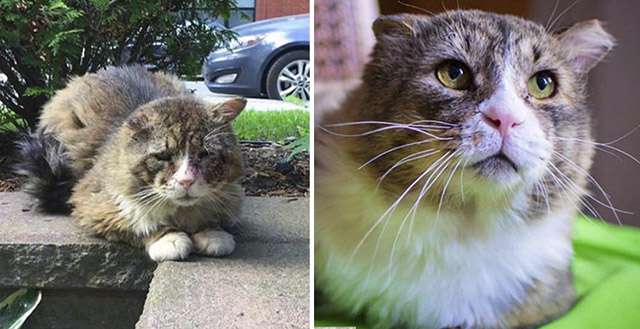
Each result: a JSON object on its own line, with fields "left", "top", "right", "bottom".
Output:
{"left": 202, "top": 14, "right": 310, "bottom": 98}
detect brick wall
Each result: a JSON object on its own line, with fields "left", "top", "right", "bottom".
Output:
{"left": 255, "top": 0, "right": 309, "bottom": 20}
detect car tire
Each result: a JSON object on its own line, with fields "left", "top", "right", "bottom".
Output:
{"left": 265, "top": 50, "right": 310, "bottom": 101}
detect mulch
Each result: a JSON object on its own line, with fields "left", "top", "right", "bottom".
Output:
{"left": 240, "top": 141, "right": 309, "bottom": 197}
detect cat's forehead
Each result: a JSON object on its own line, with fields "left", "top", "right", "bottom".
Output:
{"left": 424, "top": 11, "right": 558, "bottom": 66}
{"left": 430, "top": 11, "right": 548, "bottom": 43}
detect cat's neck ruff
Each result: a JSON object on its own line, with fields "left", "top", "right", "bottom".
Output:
{"left": 315, "top": 158, "right": 574, "bottom": 328}
{"left": 113, "top": 193, "right": 178, "bottom": 236}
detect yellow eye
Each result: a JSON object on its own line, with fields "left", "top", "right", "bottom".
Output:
{"left": 436, "top": 61, "right": 471, "bottom": 90}
{"left": 527, "top": 71, "right": 556, "bottom": 99}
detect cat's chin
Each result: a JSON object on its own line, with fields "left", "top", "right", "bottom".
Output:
{"left": 169, "top": 195, "right": 201, "bottom": 207}
{"left": 470, "top": 155, "right": 522, "bottom": 187}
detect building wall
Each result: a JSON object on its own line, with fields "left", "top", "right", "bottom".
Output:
{"left": 255, "top": 0, "right": 309, "bottom": 20}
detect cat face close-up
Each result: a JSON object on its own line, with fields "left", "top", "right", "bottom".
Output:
{"left": 123, "top": 97, "right": 245, "bottom": 207}
{"left": 354, "top": 10, "right": 613, "bottom": 201}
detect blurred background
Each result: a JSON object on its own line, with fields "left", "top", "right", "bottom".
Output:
{"left": 314, "top": 0, "right": 640, "bottom": 226}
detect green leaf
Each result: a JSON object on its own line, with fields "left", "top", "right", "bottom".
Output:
{"left": 89, "top": 0, "right": 110, "bottom": 10}
{"left": 47, "top": 29, "right": 84, "bottom": 53}
{"left": 48, "top": 0, "right": 70, "bottom": 11}
{"left": 0, "top": 289, "right": 42, "bottom": 329}
{"left": 24, "top": 87, "right": 55, "bottom": 98}
{"left": 285, "top": 135, "right": 309, "bottom": 160}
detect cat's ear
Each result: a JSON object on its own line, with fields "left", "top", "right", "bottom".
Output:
{"left": 373, "top": 15, "right": 418, "bottom": 39}
{"left": 210, "top": 97, "right": 247, "bottom": 122}
{"left": 557, "top": 19, "right": 615, "bottom": 72}
{"left": 126, "top": 114, "right": 151, "bottom": 142}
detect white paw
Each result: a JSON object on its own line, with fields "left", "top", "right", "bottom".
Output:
{"left": 147, "top": 232, "right": 193, "bottom": 262}
{"left": 192, "top": 230, "right": 236, "bottom": 257}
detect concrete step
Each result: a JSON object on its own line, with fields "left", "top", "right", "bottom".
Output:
{"left": 136, "top": 242, "right": 309, "bottom": 329}
{"left": 0, "top": 192, "right": 156, "bottom": 290}
{"left": 0, "top": 192, "right": 309, "bottom": 329}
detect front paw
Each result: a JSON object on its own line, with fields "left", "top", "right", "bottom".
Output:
{"left": 147, "top": 232, "right": 193, "bottom": 262}
{"left": 192, "top": 229, "right": 236, "bottom": 257}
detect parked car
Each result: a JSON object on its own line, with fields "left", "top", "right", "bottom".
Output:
{"left": 202, "top": 14, "right": 310, "bottom": 101}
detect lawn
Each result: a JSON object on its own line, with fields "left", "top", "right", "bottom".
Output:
{"left": 232, "top": 109, "right": 309, "bottom": 142}
{"left": 1, "top": 105, "right": 310, "bottom": 143}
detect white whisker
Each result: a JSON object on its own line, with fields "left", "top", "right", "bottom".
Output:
{"left": 359, "top": 139, "right": 437, "bottom": 169}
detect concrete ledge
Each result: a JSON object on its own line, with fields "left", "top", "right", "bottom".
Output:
{"left": 0, "top": 192, "right": 155, "bottom": 290}
{"left": 0, "top": 192, "right": 308, "bottom": 290}
{"left": 136, "top": 242, "right": 309, "bottom": 329}
{"left": 0, "top": 192, "right": 309, "bottom": 328}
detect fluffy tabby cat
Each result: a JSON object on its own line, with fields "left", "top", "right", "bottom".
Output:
{"left": 316, "top": 10, "right": 614, "bottom": 329}
{"left": 17, "top": 65, "right": 246, "bottom": 262}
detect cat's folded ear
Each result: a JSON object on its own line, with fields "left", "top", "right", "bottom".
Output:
{"left": 209, "top": 97, "right": 247, "bottom": 123}
{"left": 126, "top": 114, "right": 151, "bottom": 142}
{"left": 373, "top": 15, "right": 419, "bottom": 39}
{"left": 557, "top": 19, "right": 615, "bottom": 72}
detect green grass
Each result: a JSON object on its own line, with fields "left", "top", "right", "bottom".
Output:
{"left": 232, "top": 109, "right": 309, "bottom": 142}
{"left": 0, "top": 104, "right": 310, "bottom": 142}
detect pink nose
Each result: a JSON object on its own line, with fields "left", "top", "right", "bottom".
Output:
{"left": 482, "top": 107, "right": 524, "bottom": 136}
{"left": 178, "top": 178, "right": 194, "bottom": 189}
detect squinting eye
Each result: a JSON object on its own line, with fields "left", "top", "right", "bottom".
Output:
{"left": 154, "top": 152, "right": 172, "bottom": 161}
{"left": 527, "top": 71, "right": 556, "bottom": 99}
{"left": 436, "top": 60, "right": 472, "bottom": 90}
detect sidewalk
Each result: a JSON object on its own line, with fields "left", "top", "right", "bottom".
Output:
{"left": 184, "top": 81, "right": 305, "bottom": 111}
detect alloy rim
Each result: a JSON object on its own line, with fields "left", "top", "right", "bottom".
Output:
{"left": 276, "top": 59, "right": 310, "bottom": 102}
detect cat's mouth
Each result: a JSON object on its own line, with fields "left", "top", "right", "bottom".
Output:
{"left": 172, "top": 195, "right": 200, "bottom": 206}
{"left": 472, "top": 152, "right": 519, "bottom": 175}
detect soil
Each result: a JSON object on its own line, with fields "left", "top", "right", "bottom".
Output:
{"left": 0, "top": 132, "right": 309, "bottom": 197}
{"left": 240, "top": 141, "right": 309, "bottom": 197}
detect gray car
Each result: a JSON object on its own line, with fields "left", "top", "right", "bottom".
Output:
{"left": 202, "top": 14, "right": 310, "bottom": 101}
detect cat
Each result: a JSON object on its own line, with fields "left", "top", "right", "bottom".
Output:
{"left": 315, "top": 10, "right": 614, "bottom": 329}
{"left": 16, "top": 65, "right": 246, "bottom": 262}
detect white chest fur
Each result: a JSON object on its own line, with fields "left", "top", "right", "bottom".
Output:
{"left": 113, "top": 194, "right": 177, "bottom": 236}
{"left": 315, "top": 169, "right": 574, "bottom": 329}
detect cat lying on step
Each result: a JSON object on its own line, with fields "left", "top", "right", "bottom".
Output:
{"left": 17, "top": 65, "right": 246, "bottom": 262}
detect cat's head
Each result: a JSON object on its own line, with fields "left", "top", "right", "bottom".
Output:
{"left": 344, "top": 10, "right": 614, "bottom": 210}
{"left": 116, "top": 96, "right": 245, "bottom": 207}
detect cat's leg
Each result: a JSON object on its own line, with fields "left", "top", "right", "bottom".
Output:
{"left": 191, "top": 229, "right": 236, "bottom": 257}
{"left": 144, "top": 229, "right": 193, "bottom": 262}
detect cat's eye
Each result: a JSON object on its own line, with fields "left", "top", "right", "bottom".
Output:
{"left": 527, "top": 71, "right": 556, "bottom": 99}
{"left": 154, "top": 152, "right": 172, "bottom": 161}
{"left": 198, "top": 151, "right": 210, "bottom": 159}
{"left": 436, "top": 61, "right": 472, "bottom": 90}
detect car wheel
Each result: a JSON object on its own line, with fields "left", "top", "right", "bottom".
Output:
{"left": 266, "top": 50, "right": 310, "bottom": 102}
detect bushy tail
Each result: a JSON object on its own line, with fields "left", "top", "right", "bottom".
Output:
{"left": 14, "top": 131, "right": 75, "bottom": 214}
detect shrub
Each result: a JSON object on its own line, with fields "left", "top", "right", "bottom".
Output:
{"left": 0, "top": 0, "right": 238, "bottom": 130}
